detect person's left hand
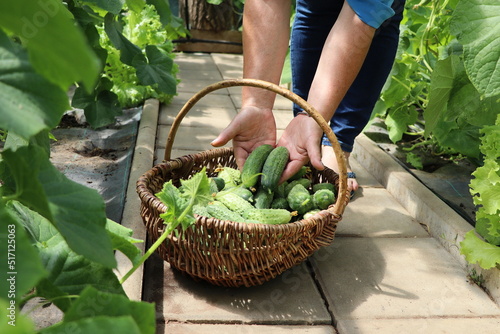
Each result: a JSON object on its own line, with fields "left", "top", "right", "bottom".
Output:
{"left": 277, "top": 114, "right": 325, "bottom": 183}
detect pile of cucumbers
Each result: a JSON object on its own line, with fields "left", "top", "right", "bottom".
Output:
{"left": 195, "top": 144, "right": 337, "bottom": 225}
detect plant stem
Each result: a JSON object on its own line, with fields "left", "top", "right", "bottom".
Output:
{"left": 119, "top": 198, "right": 196, "bottom": 284}
{"left": 403, "top": 140, "right": 432, "bottom": 151}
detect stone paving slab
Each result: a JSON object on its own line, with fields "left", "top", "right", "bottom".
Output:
{"left": 160, "top": 324, "right": 336, "bottom": 334}
{"left": 159, "top": 104, "right": 238, "bottom": 127}
{"left": 311, "top": 237, "right": 500, "bottom": 320}
{"left": 338, "top": 187, "right": 429, "bottom": 238}
{"left": 338, "top": 318, "right": 500, "bottom": 334}
{"left": 156, "top": 124, "right": 232, "bottom": 152}
{"left": 144, "top": 253, "right": 331, "bottom": 325}
{"left": 167, "top": 91, "right": 236, "bottom": 108}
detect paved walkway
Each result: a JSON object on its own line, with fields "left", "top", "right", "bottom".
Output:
{"left": 123, "top": 53, "right": 500, "bottom": 334}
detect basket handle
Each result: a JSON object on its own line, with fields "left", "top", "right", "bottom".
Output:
{"left": 164, "top": 78, "right": 349, "bottom": 216}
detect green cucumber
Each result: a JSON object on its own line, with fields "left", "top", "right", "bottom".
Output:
{"left": 312, "top": 182, "right": 335, "bottom": 193}
{"left": 261, "top": 146, "right": 290, "bottom": 192}
{"left": 254, "top": 187, "right": 274, "bottom": 209}
{"left": 215, "top": 192, "right": 254, "bottom": 216}
{"left": 285, "top": 178, "right": 312, "bottom": 196}
{"left": 313, "top": 189, "right": 336, "bottom": 210}
{"left": 287, "top": 184, "right": 314, "bottom": 215}
{"left": 241, "top": 144, "right": 274, "bottom": 188}
{"left": 271, "top": 197, "right": 290, "bottom": 210}
{"left": 207, "top": 203, "right": 246, "bottom": 222}
{"left": 242, "top": 208, "right": 294, "bottom": 225}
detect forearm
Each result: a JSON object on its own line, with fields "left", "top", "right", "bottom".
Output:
{"left": 242, "top": 0, "right": 291, "bottom": 110}
{"left": 307, "top": 1, "right": 376, "bottom": 121}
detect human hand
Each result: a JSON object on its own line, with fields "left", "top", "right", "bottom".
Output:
{"left": 211, "top": 106, "right": 277, "bottom": 169}
{"left": 277, "top": 114, "right": 325, "bottom": 182}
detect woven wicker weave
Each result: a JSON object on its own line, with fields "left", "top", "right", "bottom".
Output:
{"left": 136, "top": 79, "right": 350, "bottom": 287}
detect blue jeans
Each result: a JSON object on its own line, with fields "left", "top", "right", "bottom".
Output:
{"left": 291, "top": 0, "right": 405, "bottom": 152}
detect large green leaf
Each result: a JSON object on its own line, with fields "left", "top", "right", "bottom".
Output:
{"left": 461, "top": 230, "right": 500, "bottom": 269}
{"left": 475, "top": 213, "right": 500, "bottom": 246}
{"left": 72, "top": 79, "right": 122, "bottom": 129}
{"left": 104, "top": 13, "right": 144, "bottom": 66}
{"left": 443, "top": 54, "right": 499, "bottom": 127}
{"left": 450, "top": 0, "right": 500, "bottom": 97}
{"left": 0, "top": 0, "right": 100, "bottom": 90}
{"left": 0, "top": 30, "right": 69, "bottom": 140}
{"left": 10, "top": 202, "right": 125, "bottom": 311}
{"left": 106, "top": 219, "right": 143, "bottom": 267}
{"left": 0, "top": 199, "right": 47, "bottom": 303}
{"left": 38, "top": 156, "right": 117, "bottom": 268}
{"left": 0, "top": 299, "right": 34, "bottom": 333}
{"left": 424, "top": 56, "right": 454, "bottom": 136}
{"left": 385, "top": 105, "right": 418, "bottom": 143}
{"left": 432, "top": 117, "right": 481, "bottom": 159}
{"left": 133, "top": 45, "right": 177, "bottom": 95}
{"left": 1, "top": 145, "right": 52, "bottom": 220}
{"left": 64, "top": 286, "right": 155, "bottom": 334}
{"left": 2, "top": 143, "right": 116, "bottom": 268}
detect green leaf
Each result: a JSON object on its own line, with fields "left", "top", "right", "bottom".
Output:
{"left": 0, "top": 299, "right": 34, "bottom": 333}
{"left": 0, "top": 199, "right": 47, "bottom": 302}
{"left": 443, "top": 55, "right": 499, "bottom": 128}
{"left": 178, "top": 167, "right": 213, "bottom": 206}
{"left": 2, "top": 142, "right": 116, "bottom": 268}
{"left": 470, "top": 159, "right": 500, "bottom": 215}
{"left": 475, "top": 213, "right": 500, "bottom": 246}
{"left": 0, "top": 30, "right": 69, "bottom": 140}
{"left": 405, "top": 152, "right": 423, "bottom": 170}
{"left": 81, "top": 0, "right": 126, "bottom": 15}
{"left": 133, "top": 45, "right": 177, "bottom": 95}
{"left": 126, "top": 0, "right": 147, "bottom": 13}
{"left": 450, "top": 0, "right": 500, "bottom": 97}
{"left": 0, "top": 0, "right": 100, "bottom": 90}
{"left": 156, "top": 167, "right": 212, "bottom": 232}
{"left": 157, "top": 181, "right": 189, "bottom": 230}
{"left": 81, "top": 89, "right": 122, "bottom": 129}
{"left": 385, "top": 105, "right": 418, "bottom": 143}
{"left": 106, "top": 219, "right": 143, "bottom": 267}
{"left": 40, "top": 315, "right": 141, "bottom": 334}
{"left": 424, "top": 56, "right": 454, "bottom": 136}
{"left": 432, "top": 117, "right": 481, "bottom": 159}
{"left": 37, "top": 156, "right": 117, "bottom": 268}
{"left": 63, "top": 286, "right": 155, "bottom": 334}
{"left": 104, "top": 13, "right": 144, "bottom": 66}
{"left": 9, "top": 202, "right": 125, "bottom": 311}
{"left": 1, "top": 145, "right": 53, "bottom": 220}
{"left": 460, "top": 230, "right": 500, "bottom": 269}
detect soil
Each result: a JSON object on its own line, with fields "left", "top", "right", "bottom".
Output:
{"left": 49, "top": 108, "right": 142, "bottom": 223}
{"left": 363, "top": 118, "right": 477, "bottom": 225}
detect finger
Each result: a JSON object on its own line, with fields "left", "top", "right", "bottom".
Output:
{"left": 308, "top": 142, "right": 325, "bottom": 171}
{"left": 211, "top": 123, "right": 238, "bottom": 147}
{"left": 280, "top": 159, "right": 305, "bottom": 184}
{"left": 233, "top": 146, "right": 250, "bottom": 170}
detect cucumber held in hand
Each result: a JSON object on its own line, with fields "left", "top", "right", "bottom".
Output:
{"left": 261, "top": 146, "right": 290, "bottom": 192}
{"left": 241, "top": 144, "right": 274, "bottom": 188}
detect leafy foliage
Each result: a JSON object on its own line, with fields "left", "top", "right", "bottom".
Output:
{"left": 376, "top": 0, "right": 499, "bottom": 160}
{"left": 375, "top": 0, "right": 500, "bottom": 268}
{"left": 0, "top": 0, "right": 187, "bottom": 332}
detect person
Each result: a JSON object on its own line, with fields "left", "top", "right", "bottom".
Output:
{"left": 211, "top": 0, "right": 405, "bottom": 195}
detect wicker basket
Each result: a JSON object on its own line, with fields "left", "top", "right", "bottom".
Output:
{"left": 137, "top": 79, "right": 350, "bottom": 287}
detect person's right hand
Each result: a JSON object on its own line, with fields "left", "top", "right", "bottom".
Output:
{"left": 211, "top": 106, "right": 277, "bottom": 169}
